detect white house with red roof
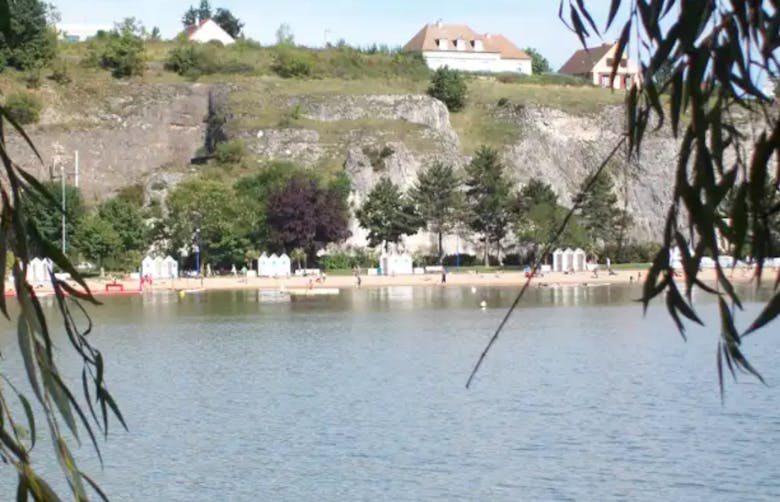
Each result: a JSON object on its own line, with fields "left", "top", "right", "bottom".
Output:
{"left": 403, "top": 22, "right": 532, "bottom": 74}
{"left": 183, "top": 19, "right": 235, "bottom": 45}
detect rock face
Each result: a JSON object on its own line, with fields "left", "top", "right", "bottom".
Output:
{"left": 6, "top": 84, "right": 210, "bottom": 202}
{"left": 6, "top": 81, "right": 682, "bottom": 252}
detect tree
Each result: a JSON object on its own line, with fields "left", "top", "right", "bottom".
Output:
{"left": 265, "top": 176, "right": 351, "bottom": 258}
{"left": 409, "top": 162, "right": 463, "bottom": 261}
{"left": 88, "top": 18, "right": 146, "bottom": 78}
{"left": 76, "top": 213, "right": 122, "bottom": 267}
{"left": 574, "top": 168, "right": 621, "bottom": 248}
{"left": 524, "top": 47, "right": 551, "bottom": 74}
{"left": 213, "top": 8, "right": 244, "bottom": 38}
{"left": 428, "top": 66, "right": 467, "bottom": 112}
{"left": 510, "top": 178, "right": 587, "bottom": 260}
{"left": 21, "top": 181, "right": 84, "bottom": 258}
{"left": 166, "top": 178, "right": 250, "bottom": 268}
{"left": 275, "top": 23, "right": 294, "bottom": 45}
{"left": 356, "top": 178, "right": 420, "bottom": 252}
{"left": 182, "top": 6, "right": 198, "bottom": 26}
{"left": 464, "top": 146, "right": 512, "bottom": 266}
{"left": 197, "top": 0, "right": 212, "bottom": 22}
{"left": 0, "top": 2, "right": 126, "bottom": 498}
{"left": 0, "top": 0, "right": 57, "bottom": 70}
{"left": 149, "top": 26, "right": 162, "bottom": 41}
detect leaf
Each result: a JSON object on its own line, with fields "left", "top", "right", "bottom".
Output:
{"left": 669, "top": 69, "right": 684, "bottom": 136}
{"left": 26, "top": 223, "right": 93, "bottom": 299}
{"left": 610, "top": 21, "right": 632, "bottom": 89}
{"left": 569, "top": 4, "right": 590, "bottom": 49}
{"left": 17, "top": 315, "right": 42, "bottom": 404}
{"left": 0, "top": 106, "right": 42, "bottom": 164}
{"left": 80, "top": 471, "right": 110, "bottom": 502}
{"left": 55, "top": 438, "right": 87, "bottom": 500}
{"left": 0, "top": 206, "right": 9, "bottom": 319}
{"left": 575, "top": 0, "right": 600, "bottom": 35}
{"left": 716, "top": 343, "right": 724, "bottom": 403}
{"left": 743, "top": 288, "right": 780, "bottom": 336}
{"left": 16, "top": 473, "right": 30, "bottom": 502}
{"left": 606, "top": 0, "right": 622, "bottom": 30}
{"left": 14, "top": 166, "right": 62, "bottom": 215}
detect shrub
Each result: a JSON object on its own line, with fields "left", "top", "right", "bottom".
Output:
{"left": 601, "top": 241, "right": 659, "bottom": 264}
{"left": 497, "top": 97, "right": 510, "bottom": 107}
{"left": 4, "top": 92, "right": 43, "bottom": 124}
{"left": 271, "top": 47, "right": 313, "bottom": 78}
{"left": 215, "top": 140, "right": 247, "bottom": 165}
{"left": 49, "top": 60, "right": 72, "bottom": 84}
{"left": 88, "top": 24, "right": 146, "bottom": 78}
{"left": 23, "top": 69, "right": 42, "bottom": 89}
{"left": 318, "top": 249, "right": 378, "bottom": 270}
{"left": 442, "top": 254, "right": 478, "bottom": 267}
{"left": 428, "top": 66, "right": 467, "bottom": 112}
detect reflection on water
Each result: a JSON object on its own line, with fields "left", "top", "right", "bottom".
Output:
{"left": 0, "top": 284, "right": 778, "bottom": 501}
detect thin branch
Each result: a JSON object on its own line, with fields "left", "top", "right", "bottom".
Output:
{"left": 466, "top": 137, "right": 627, "bottom": 388}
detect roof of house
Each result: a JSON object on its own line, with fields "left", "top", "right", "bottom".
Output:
{"left": 558, "top": 43, "right": 614, "bottom": 75}
{"left": 403, "top": 23, "right": 530, "bottom": 60}
{"left": 183, "top": 18, "right": 209, "bottom": 37}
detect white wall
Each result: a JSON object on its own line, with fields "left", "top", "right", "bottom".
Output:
{"left": 422, "top": 51, "right": 531, "bottom": 74}
{"left": 189, "top": 20, "right": 235, "bottom": 45}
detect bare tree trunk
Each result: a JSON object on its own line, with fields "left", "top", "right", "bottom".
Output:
{"left": 484, "top": 238, "right": 490, "bottom": 267}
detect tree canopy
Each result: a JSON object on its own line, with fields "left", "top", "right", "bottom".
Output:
{"left": 524, "top": 47, "right": 551, "bottom": 74}
{"left": 427, "top": 66, "right": 467, "bottom": 112}
{"left": 0, "top": 0, "right": 57, "bottom": 70}
{"left": 409, "top": 162, "right": 464, "bottom": 261}
{"left": 464, "top": 146, "right": 512, "bottom": 266}
{"left": 356, "top": 177, "right": 420, "bottom": 251}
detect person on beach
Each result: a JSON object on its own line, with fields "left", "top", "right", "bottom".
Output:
{"left": 441, "top": 268, "right": 447, "bottom": 285}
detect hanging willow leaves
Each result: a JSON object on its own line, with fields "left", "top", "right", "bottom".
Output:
{"left": 0, "top": 0, "right": 126, "bottom": 499}
{"left": 553, "top": 0, "right": 779, "bottom": 397}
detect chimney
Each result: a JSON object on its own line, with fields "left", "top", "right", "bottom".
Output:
{"left": 436, "top": 19, "right": 443, "bottom": 28}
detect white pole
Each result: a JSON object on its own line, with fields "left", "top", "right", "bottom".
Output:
{"left": 61, "top": 165, "right": 66, "bottom": 254}
{"left": 74, "top": 150, "right": 79, "bottom": 187}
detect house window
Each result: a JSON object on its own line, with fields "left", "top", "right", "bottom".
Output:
{"left": 455, "top": 39, "right": 466, "bottom": 51}
{"left": 471, "top": 39, "right": 484, "bottom": 51}
{"left": 436, "top": 38, "right": 448, "bottom": 50}
{"left": 600, "top": 74, "right": 611, "bottom": 88}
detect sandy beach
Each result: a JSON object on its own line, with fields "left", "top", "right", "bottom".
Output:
{"left": 5, "top": 265, "right": 770, "bottom": 297}
{"left": 51, "top": 266, "right": 766, "bottom": 296}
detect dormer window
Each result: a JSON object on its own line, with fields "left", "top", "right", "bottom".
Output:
{"left": 471, "top": 39, "right": 484, "bottom": 51}
{"left": 455, "top": 39, "right": 466, "bottom": 51}
{"left": 436, "top": 38, "right": 449, "bottom": 50}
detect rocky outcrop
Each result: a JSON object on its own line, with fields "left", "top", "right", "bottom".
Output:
{"left": 6, "top": 84, "right": 210, "bottom": 201}
{"left": 6, "top": 81, "right": 683, "bottom": 251}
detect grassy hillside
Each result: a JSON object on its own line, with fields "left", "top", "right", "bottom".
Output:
{"left": 1, "top": 40, "right": 625, "bottom": 153}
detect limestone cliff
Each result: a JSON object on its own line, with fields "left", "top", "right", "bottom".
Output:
{"left": 6, "top": 81, "right": 680, "bottom": 252}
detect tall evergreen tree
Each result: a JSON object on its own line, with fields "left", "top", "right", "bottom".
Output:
{"left": 575, "top": 169, "right": 621, "bottom": 248}
{"left": 356, "top": 178, "right": 420, "bottom": 252}
{"left": 196, "top": 0, "right": 212, "bottom": 21}
{"left": 409, "top": 162, "right": 463, "bottom": 262}
{"left": 181, "top": 6, "right": 198, "bottom": 27}
{"left": 464, "top": 146, "right": 512, "bottom": 266}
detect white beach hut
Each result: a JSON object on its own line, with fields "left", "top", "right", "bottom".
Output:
{"left": 277, "top": 253, "right": 291, "bottom": 277}
{"left": 258, "top": 253, "right": 271, "bottom": 277}
{"left": 153, "top": 257, "right": 165, "bottom": 278}
{"left": 380, "top": 251, "right": 413, "bottom": 276}
{"left": 553, "top": 248, "right": 564, "bottom": 272}
{"left": 26, "top": 258, "right": 52, "bottom": 286}
{"left": 269, "top": 253, "right": 279, "bottom": 277}
{"left": 142, "top": 256, "right": 155, "bottom": 278}
{"left": 573, "top": 248, "right": 587, "bottom": 272}
{"left": 163, "top": 256, "right": 179, "bottom": 279}
{"left": 562, "top": 248, "right": 574, "bottom": 272}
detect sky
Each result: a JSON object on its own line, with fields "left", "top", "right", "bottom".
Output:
{"left": 52, "top": 0, "right": 631, "bottom": 69}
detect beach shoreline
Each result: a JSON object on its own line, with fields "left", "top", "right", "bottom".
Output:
{"left": 51, "top": 266, "right": 772, "bottom": 295}
{"left": 5, "top": 266, "right": 769, "bottom": 297}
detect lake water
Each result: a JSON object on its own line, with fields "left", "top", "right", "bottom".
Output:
{"left": 1, "top": 285, "right": 779, "bottom": 501}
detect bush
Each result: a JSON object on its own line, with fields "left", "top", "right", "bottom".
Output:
{"left": 23, "top": 69, "right": 42, "bottom": 89}
{"left": 88, "top": 25, "right": 146, "bottom": 78}
{"left": 442, "top": 254, "right": 478, "bottom": 267}
{"left": 318, "top": 249, "right": 378, "bottom": 270}
{"left": 215, "top": 140, "right": 247, "bottom": 165}
{"left": 49, "top": 60, "right": 72, "bottom": 84}
{"left": 428, "top": 66, "right": 467, "bottom": 112}
{"left": 4, "top": 92, "right": 43, "bottom": 124}
{"left": 601, "top": 241, "right": 659, "bottom": 264}
{"left": 271, "top": 47, "right": 313, "bottom": 78}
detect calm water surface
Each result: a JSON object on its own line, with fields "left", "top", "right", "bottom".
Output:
{"left": 1, "top": 285, "right": 779, "bottom": 501}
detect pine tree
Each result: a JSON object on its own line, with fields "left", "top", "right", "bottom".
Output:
{"left": 409, "top": 162, "right": 463, "bottom": 262}
{"left": 464, "top": 146, "right": 512, "bottom": 266}
{"left": 575, "top": 169, "right": 621, "bottom": 249}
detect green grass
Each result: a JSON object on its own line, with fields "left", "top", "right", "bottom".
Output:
{"left": 611, "top": 262, "right": 651, "bottom": 270}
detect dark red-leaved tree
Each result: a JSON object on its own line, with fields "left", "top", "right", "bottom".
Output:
{"left": 266, "top": 176, "right": 351, "bottom": 258}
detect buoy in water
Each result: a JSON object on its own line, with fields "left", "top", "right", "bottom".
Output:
{"left": 471, "top": 286, "right": 477, "bottom": 294}
{"left": 480, "top": 300, "right": 487, "bottom": 309}
{"left": 178, "top": 290, "right": 186, "bottom": 298}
